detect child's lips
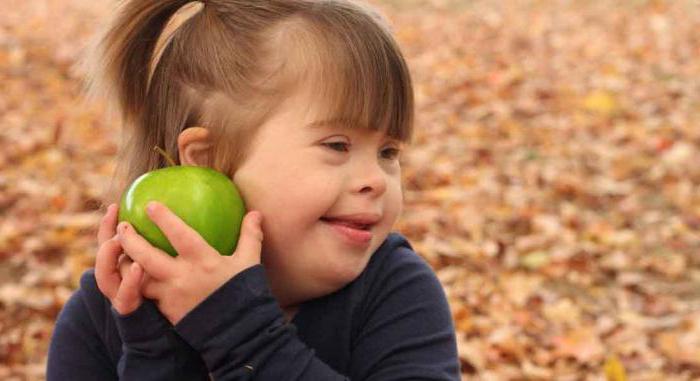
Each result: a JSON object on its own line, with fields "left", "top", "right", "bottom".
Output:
{"left": 321, "top": 218, "right": 374, "bottom": 246}
{"left": 320, "top": 214, "right": 381, "bottom": 230}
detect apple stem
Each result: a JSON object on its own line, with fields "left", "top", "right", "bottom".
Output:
{"left": 154, "top": 146, "right": 177, "bottom": 167}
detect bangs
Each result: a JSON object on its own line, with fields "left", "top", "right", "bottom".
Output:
{"left": 268, "top": 7, "right": 414, "bottom": 142}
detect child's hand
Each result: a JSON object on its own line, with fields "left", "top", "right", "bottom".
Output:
{"left": 95, "top": 203, "right": 145, "bottom": 316}
{"left": 116, "top": 202, "right": 263, "bottom": 325}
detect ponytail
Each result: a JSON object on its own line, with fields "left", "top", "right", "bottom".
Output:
{"left": 80, "top": 0, "right": 212, "bottom": 205}
{"left": 83, "top": 0, "right": 201, "bottom": 122}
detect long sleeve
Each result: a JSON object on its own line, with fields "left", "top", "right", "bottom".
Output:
{"left": 47, "top": 270, "right": 209, "bottom": 381}
{"left": 174, "top": 265, "right": 346, "bottom": 380}
{"left": 47, "top": 285, "right": 118, "bottom": 381}
{"left": 112, "top": 299, "right": 209, "bottom": 380}
{"left": 174, "top": 259, "right": 459, "bottom": 380}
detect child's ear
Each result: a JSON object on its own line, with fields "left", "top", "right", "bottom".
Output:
{"left": 177, "top": 127, "right": 212, "bottom": 166}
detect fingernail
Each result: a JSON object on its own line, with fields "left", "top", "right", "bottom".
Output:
{"left": 118, "top": 222, "right": 129, "bottom": 233}
{"left": 146, "top": 201, "right": 157, "bottom": 215}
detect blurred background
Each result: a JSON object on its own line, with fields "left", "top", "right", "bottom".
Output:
{"left": 2, "top": 0, "right": 700, "bottom": 379}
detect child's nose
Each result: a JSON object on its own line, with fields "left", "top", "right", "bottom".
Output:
{"left": 353, "top": 162, "right": 387, "bottom": 197}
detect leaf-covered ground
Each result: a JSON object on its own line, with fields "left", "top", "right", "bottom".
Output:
{"left": 2, "top": 0, "right": 700, "bottom": 379}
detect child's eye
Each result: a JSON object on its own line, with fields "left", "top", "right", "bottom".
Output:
{"left": 322, "top": 142, "right": 350, "bottom": 152}
{"left": 380, "top": 147, "right": 401, "bottom": 160}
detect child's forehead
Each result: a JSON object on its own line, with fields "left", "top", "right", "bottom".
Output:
{"left": 287, "top": 92, "right": 382, "bottom": 129}
{"left": 275, "top": 69, "right": 410, "bottom": 142}
{"left": 305, "top": 117, "right": 367, "bottom": 130}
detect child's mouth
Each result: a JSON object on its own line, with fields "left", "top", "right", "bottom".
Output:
{"left": 320, "top": 216, "right": 376, "bottom": 246}
{"left": 320, "top": 217, "right": 371, "bottom": 231}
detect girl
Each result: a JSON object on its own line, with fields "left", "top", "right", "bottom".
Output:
{"left": 47, "top": 0, "right": 460, "bottom": 379}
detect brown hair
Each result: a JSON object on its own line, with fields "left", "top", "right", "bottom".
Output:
{"left": 79, "top": 0, "right": 414, "bottom": 206}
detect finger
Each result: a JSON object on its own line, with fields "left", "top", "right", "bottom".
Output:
{"left": 232, "top": 211, "right": 263, "bottom": 265}
{"left": 145, "top": 201, "right": 210, "bottom": 259}
{"left": 141, "top": 276, "right": 166, "bottom": 300}
{"left": 117, "top": 221, "right": 176, "bottom": 280}
{"left": 95, "top": 236, "right": 122, "bottom": 299}
{"left": 97, "top": 204, "right": 118, "bottom": 246}
{"left": 118, "top": 253, "right": 133, "bottom": 279}
{"left": 114, "top": 262, "right": 143, "bottom": 314}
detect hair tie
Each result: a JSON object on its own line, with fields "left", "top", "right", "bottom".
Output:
{"left": 148, "top": 1, "right": 205, "bottom": 89}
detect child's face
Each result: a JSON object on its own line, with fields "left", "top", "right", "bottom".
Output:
{"left": 232, "top": 90, "right": 404, "bottom": 307}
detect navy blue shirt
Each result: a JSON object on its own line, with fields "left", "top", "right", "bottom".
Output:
{"left": 47, "top": 233, "right": 460, "bottom": 380}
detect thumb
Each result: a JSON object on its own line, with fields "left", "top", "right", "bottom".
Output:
{"left": 233, "top": 211, "right": 263, "bottom": 264}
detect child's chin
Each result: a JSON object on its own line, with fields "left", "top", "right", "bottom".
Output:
{"left": 320, "top": 270, "right": 364, "bottom": 292}
{"left": 318, "top": 250, "right": 374, "bottom": 288}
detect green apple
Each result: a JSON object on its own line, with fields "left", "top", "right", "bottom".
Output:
{"left": 118, "top": 148, "right": 246, "bottom": 257}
